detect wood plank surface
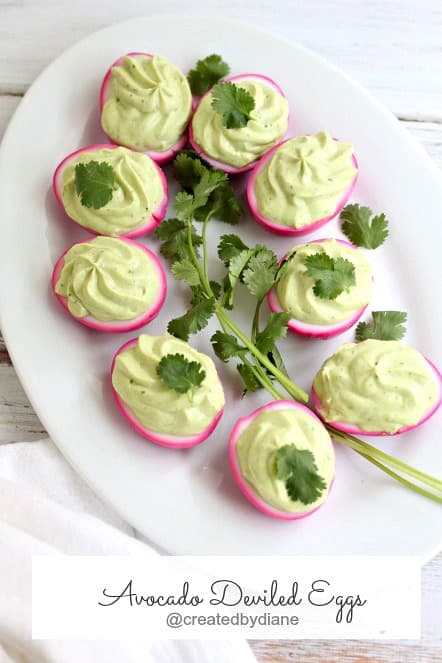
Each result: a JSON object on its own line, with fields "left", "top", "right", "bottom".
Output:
{"left": 0, "top": 1, "right": 441, "bottom": 659}
{"left": 0, "top": 1, "right": 441, "bottom": 120}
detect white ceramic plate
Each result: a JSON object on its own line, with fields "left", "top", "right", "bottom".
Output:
{"left": 0, "top": 15, "right": 441, "bottom": 558}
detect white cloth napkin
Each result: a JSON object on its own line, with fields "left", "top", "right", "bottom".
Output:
{"left": 0, "top": 439, "right": 257, "bottom": 663}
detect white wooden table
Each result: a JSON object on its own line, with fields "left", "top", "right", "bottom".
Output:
{"left": 0, "top": 1, "right": 441, "bottom": 660}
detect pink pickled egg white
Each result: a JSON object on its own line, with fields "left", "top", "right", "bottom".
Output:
{"left": 51, "top": 237, "right": 167, "bottom": 333}
{"left": 311, "top": 358, "right": 442, "bottom": 436}
{"left": 247, "top": 139, "right": 358, "bottom": 236}
{"left": 52, "top": 143, "right": 168, "bottom": 238}
{"left": 229, "top": 399, "right": 335, "bottom": 520}
{"left": 267, "top": 238, "right": 369, "bottom": 339}
{"left": 189, "top": 73, "right": 289, "bottom": 174}
{"left": 110, "top": 338, "right": 225, "bottom": 448}
{"left": 99, "top": 52, "right": 188, "bottom": 164}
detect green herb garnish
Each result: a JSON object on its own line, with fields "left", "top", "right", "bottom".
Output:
{"left": 168, "top": 298, "right": 216, "bottom": 342}
{"left": 254, "top": 312, "right": 291, "bottom": 354}
{"left": 304, "top": 253, "right": 356, "bottom": 300}
{"left": 341, "top": 203, "right": 389, "bottom": 249}
{"left": 236, "top": 363, "right": 262, "bottom": 394}
{"left": 154, "top": 217, "right": 202, "bottom": 262}
{"left": 211, "top": 82, "right": 255, "bottom": 129}
{"left": 74, "top": 161, "right": 115, "bottom": 209}
{"left": 188, "top": 54, "right": 230, "bottom": 95}
{"left": 274, "top": 445, "right": 327, "bottom": 505}
{"left": 355, "top": 310, "right": 407, "bottom": 342}
{"left": 152, "top": 150, "right": 442, "bottom": 505}
{"left": 171, "top": 259, "right": 201, "bottom": 287}
{"left": 211, "top": 331, "right": 246, "bottom": 362}
{"left": 217, "top": 234, "right": 250, "bottom": 266}
{"left": 156, "top": 353, "right": 206, "bottom": 394}
{"left": 242, "top": 247, "right": 279, "bottom": 300}
{"left": 173, "top": 151, "right": 242, "bottom": 225}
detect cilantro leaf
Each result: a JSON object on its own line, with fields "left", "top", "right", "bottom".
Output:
{"left": 211, "top": 331, "right": 246, "bottom": 362}
{"left": 228, "top": 249, "right": 254, "bottom": 284}
{"left": 275, "top": 252, "right": 296, "bottom": 283}
{"left": 188, "top": 54, "right": 230, "bottom": 96}
{"left": 211, "top": 82, "right": 255, "bottom": 129}
{"left": 156, "top": 353, "right": 206, "bottom": 394}
{"left": 355, "top": 310, "right": 407, "bottom": 342}
{"left": 237, "top": 363, "right": 262, "bottom": 394}
{"left": 274, "top": 445, "right": 327, "bottom": 505}
{"left": 168, "top": 298, "right": 215, "bottom": 341}
{"left": 193, "top": 168, "right": 228, "bottom": 210}
{"left": 267, "top": 344, "right": 290, "bottom": 380}
{"left": 195, "top": 182, "right": 242, "bottom": 225}
{"left": 153, "top": 217, "right": 184, "bottom": 241}
{"left": 173, "top": 151, "right": 242, "bottom": 225}
{"left": 74, "top": 161, "right": 115, "bottom": 209}
{"left": 221, "top": 274, "right": 235, "bottom": 310}
{"left": 154, "top": 218, "right": 202, "bottom": 262}
{"left": 255, "top": 312, "right": 291, "bottom": 355}
{"left": 222, "top": 248, "right": 254, "bottom": 309}
{"left": 171, "top": 259, "right": 201, "bottom": 287}
{"left": 341, "top": 204, "right": 389, "bottom": 249}
{"left": 218, "top": 234, "right": 250, "bottom": 265}
{"left": 173, "top": 151, "right": 208, "bottom": 190}
{"left": 175, "top": 191, "right": 196, "bottom": 221}
{"left": 242, "top": 247, "right": 278, "bottom": 300}
{"left": 190, "top": 281, "right": 221, "bottom": 305}
{"left": 304, "top": 252, "right": 356, "bottom": 300}
{"left": 214, "top": 184, "right": 242, "bottom": 224}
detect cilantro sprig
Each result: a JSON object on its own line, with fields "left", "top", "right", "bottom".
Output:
{"left": 74, "top": 161, "right": 116, "bottom": 209}
{"left": 355, "top": 310, "right": 407, "bottom": 342}
{"left": 304, "top": 253, "right": 356, "bottom": 300}
{"left": 173, "top": 151, "right": 242, "bottom": 224}
{"left": 274, "top": 445, "right": 327, "bottom": 505}
{"left": 156, "top": 353, "right": 206, "bottom": 394}
{"left": 155, "top": 217, "right": 203, "bottom": 262}
{"left": 188, "top": 54, "right": 230, "bottom": 95}
{"left": 152, "top": 149, "right": 442, "bottom": 506}
{"left": 211, "top": 82, "right": 255, "bottom": 129}
{"left": 341, "top": 204, "right": 389, "bottom": 249}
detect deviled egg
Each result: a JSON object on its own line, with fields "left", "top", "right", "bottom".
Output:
{"left": 268, "top": 238, "right": 372, "bottom": 338}
{"left": 229, "top": 400, "right": 334, "bottom": 519}
{"left": 190, "top": 74, "right": 289, "bottom": 173}
{"left": 100, "top": 53, "right": 192, "bottom": 162}
{"left": 247, "top": 131, "right": 358, "bottom": 235}
{"left": 52, "top": 236, "right": 167, "bottom": 332}
{"left": 111, "top": 334, "right": 225, "bottom": 448}
{"left": 312, "top": 339, "right": 442, "bottom": 435}
{"left": 53, "top": 144, "right": 168, "bottom": 237}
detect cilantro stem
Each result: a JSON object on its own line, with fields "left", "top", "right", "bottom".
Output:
{"left": 252, "top": 299, "right": 262, "bottom": 344}
{"left": 249, "top": 297, "right": 290, "bottom": 400}
{"left": 202, "top": 211, "right": 215, "bottom": 287}
{"left": 253, "top": 360, "right": 281, "bottom": 398}
{"left": 243, "top": 357, "right": 285, "bottom": 401}
{"left": 216, "top": 306, "right": 309, "bottom": 403}
{"left": 252, "top": 356, "right": 286, "bottom": 400}
{"left": 188, "top": 214, "right": 307, "bottom": 401}
{"left": 186, "top": 219, "right": 211, "bottom": 295}
{"left": 355, "top": 451, "right": 442, "bottom": 503}
{"left": 329, "top": 426, "right": 442, "bottom": 492}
